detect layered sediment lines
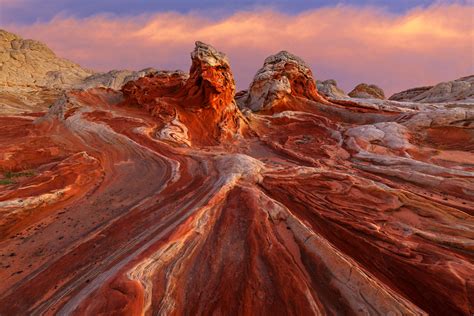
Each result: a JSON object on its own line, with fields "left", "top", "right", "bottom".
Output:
{"left": 0, "top": 42, "right": 473, "bottom": 316}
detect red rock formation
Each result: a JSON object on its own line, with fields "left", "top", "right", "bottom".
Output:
{"left": 121, "top": 41, "right": 245, "bottom": 146}
{"left": 0, "top": 40, "right": 473, "bottom": 316}
{"left": 238, "top": 50, "right": 330, "bottom": 113}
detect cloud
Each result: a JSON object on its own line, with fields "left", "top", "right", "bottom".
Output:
{"left": 0, "top": 0, "right": 441, "bottom": 24}
{"left": 3, "top": 3, "right": 473, "bottom": 95}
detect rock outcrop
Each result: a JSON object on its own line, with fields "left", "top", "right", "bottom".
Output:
{"left": 316, "top": 79, "right": 347, "bottom": 99}
{"left": 389, "top": 75, "right": 474, "bottom": 103}
{"left": 122, "top": 70, "right": 189, "bottom": 118}
{"left": 238, "top": 51, "right": 327, "bottom": 111}
{"left": 0, "top": 30, "right": 139, "bottom": 115}
{"left": 78, "top": 68, "right": 158, "bottom": 90}
{"left": 0, "top": 29, "right": 93, "bottom": 89}
{"left": 175, "top": 41, "right": 236, "bottom": 113}
{"left": 348, "top": 83, "right": 385, "bottom": 99}
{"left": 122, "top": 41, "right": 245, "bottom": 145}
{"left": 0, "top": 30, "right": 171, "bottom": 115}
{"left": 388, "top": 86, "right": 432, "bottom": 101}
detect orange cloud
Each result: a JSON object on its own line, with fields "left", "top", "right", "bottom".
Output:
{"left": 4, "top": 3, "right": 473, "bottom": 95}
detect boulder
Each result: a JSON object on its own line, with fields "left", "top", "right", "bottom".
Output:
{"left": 348, "top": 83, "right": 385, "bottom": 99}
{"left": 316, "top": 79, "right": 347, "bottom": 99}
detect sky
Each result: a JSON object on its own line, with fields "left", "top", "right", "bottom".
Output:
{"left": 1, "top": 0, "right": 473, "bottom": 95}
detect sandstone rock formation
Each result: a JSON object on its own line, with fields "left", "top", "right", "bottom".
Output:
{"left": 121, "top": 41, "right": 245, "bottom": 145}
{"left": 0, "top": 33, "right": 473, "bottom": 316}
{"left": 238, "top": 50, "right": 328, "bottom": 111}
{"left": 0, "top": 29, "right": 93, "bottom": 89}
{"left": 316, "top": 79, "right": 347, "bottom": 98}
{"left": 348, "top": 83, "right": 385, "bottom": 99}
{"left": 388, "top": 86, "right": 432, "bottom": 101}
{"left": 0, "top": 30, "right": 165, "bottom": 115}
{"left": 389, "top": 75, "right": 474, "bottom": 103}
{"left": 78, "top": 68, "right": 158, "bottom": 90}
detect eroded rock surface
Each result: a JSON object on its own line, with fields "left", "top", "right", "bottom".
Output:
{"left": 239, "top": 50, "right": 328, "bottom": 112}
{"left": 0, "top": 29, "right": 93, "bottom": 89}
{"left": 78, "top": 68, "right": 159, "bottom": 90}
{"left": 0, "top": 30, "right": 167, "bottom": 115}
{"left": 0, "top": 34, "right": 473, "bottom": 316}
{"left": 121, "top": 41, "right": 245, "bottom": 145}
{"left": 316, "top": 79, "right": 347, "bottom": 99}
{"left": 349, "top": 83, "right": 386, "bottom": 99}
{"left": 390, "top": 75, "right": 474, "bottom": 103}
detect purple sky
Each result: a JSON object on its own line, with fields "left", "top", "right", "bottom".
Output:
{"left": 0, "top": 0, "right": 453, "bottom": 24}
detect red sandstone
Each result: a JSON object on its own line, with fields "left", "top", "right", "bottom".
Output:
{"left": 0, "top": 41, "right": 473, "bottom": 316}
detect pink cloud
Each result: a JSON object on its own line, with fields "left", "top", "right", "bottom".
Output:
{"left": 3, "top": 3, "right": 473, "bottom": 95}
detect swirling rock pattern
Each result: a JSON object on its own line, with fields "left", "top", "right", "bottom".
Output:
{"left": 121, "top": 42, "right": 246, "bottom": 146}
{"left": 0, "top": 41, "right": 473, "bottom": 316}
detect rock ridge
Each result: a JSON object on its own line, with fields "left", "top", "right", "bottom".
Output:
{"left": 0, "top": 29, "right": 93, "bottom": 89}
{"left": 389, "top": 75, "right": 474, "bottom": 103}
